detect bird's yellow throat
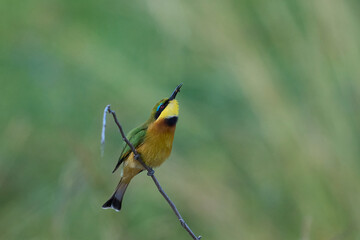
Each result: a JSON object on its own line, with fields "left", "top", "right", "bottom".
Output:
{"left": 158, "top": 100, "right": 179, "bottom": 120}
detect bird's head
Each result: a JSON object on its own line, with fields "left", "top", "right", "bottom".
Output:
{"left": 149, "top": 83, "right": 182, "bottom": 126}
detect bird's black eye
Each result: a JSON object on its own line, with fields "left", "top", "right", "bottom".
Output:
{"left": 156, "top": 104, "right": 165, "bottom": 112}
{"left": 155, "top": 100, "right": 169, "bottom": 120}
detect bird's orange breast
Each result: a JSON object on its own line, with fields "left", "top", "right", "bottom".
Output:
{"left": 137, "top": 119, "right": 176, "bottom": 167}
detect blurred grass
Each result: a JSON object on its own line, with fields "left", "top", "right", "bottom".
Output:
{"left": 1, "top": 0, "right": 360, "bottom": 239}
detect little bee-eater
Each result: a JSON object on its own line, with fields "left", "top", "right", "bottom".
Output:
{"left": 102, "top": 84, "right": 182, "bottom": 211}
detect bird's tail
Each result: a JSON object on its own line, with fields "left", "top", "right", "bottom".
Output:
{"left": 102, "top": 179, "right": 129, "bottom": 212}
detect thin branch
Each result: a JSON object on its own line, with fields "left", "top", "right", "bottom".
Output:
{"left": 102, "top": 105, "right": 201, "bottom": 240}
{"left": 100, "top": 105, "right": 108, "bottom": 157}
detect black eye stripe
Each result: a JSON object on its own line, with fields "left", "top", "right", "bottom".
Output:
{"left": 154, "top": 100, "right": 170, "bottom": 119}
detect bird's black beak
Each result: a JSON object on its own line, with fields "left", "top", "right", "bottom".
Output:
{"left": 169, "top": 83, "right": 183, "bottom": 100}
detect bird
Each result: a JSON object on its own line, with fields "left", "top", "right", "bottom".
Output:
{"left": 102, "top": 83, "right": 183, "bottom": 212}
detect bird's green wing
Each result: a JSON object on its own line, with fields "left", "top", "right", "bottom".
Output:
{"left": 112, "top": 125, "right": 147, "bottom": 173}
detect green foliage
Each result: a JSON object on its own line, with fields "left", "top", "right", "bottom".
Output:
{"left": 1, "top": 0, "right": 360, "bottom": 239}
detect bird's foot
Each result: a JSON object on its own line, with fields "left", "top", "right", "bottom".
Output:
{"left": 147, "top": 168, "right": 155, "bottom": 176}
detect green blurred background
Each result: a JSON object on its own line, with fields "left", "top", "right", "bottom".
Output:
{"left": 1, "top": 0, "right": 360, "bottom": 239}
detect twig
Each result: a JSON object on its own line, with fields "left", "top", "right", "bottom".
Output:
{"left": 102, "top": 105, "right": 202, "bottom": 240}
{"left": 100, "top": 105, "right": 108, "bottom": 157}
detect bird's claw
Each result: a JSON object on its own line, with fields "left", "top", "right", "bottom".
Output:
{"left": 147, "top": 168, "right": 155, "bottom": 176}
